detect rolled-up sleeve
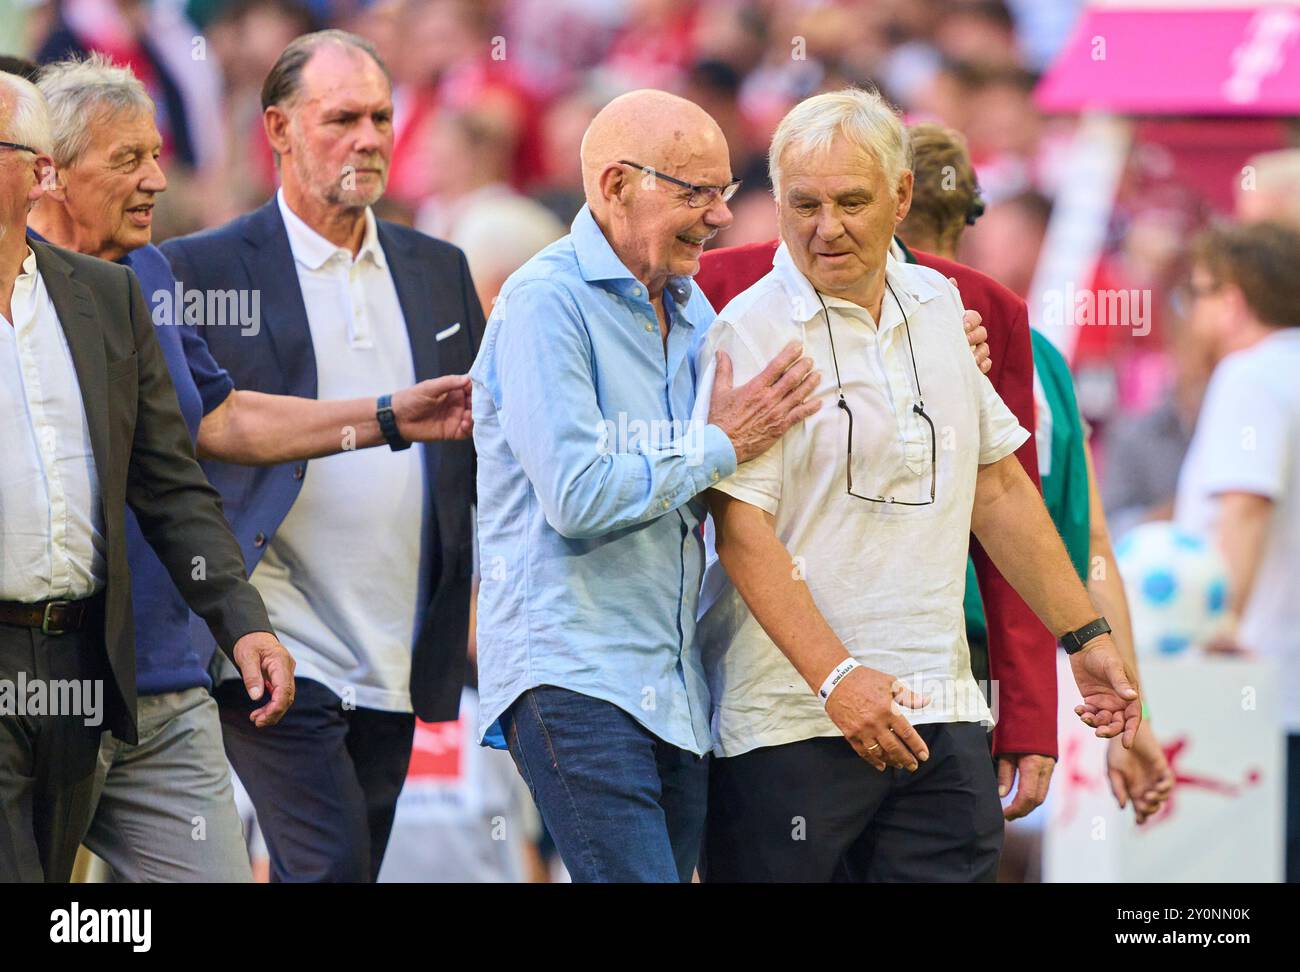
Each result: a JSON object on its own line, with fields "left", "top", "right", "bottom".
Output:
{"left": 976, "top": 371, "right": 1031, "bottom": 466}
{"left": 485, "top": 280, "right": 736, "bottom": 540}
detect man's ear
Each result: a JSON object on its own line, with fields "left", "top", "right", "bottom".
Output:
{"left": 596, "top": 162, "right": 628, "bottom": 208}
{"left": 29, "top": 154, "right": 59, "bottom": 204}
{"left": 263, "top": 105, "right": 292, "bottom": 158}
{"left": 894, "top": 170, "right": 914, "bottom": 223}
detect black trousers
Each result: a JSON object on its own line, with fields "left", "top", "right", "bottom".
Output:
{"left": 215, "top": 676, "right": 415, "bottom": 882}
{"left": 701, "top": 722, "right": 1004, "bottom": 882}
{"left": 0, "top": 613, "right": 109, "bottom": 882}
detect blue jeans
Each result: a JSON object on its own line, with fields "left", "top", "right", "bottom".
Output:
{"left": 503, "top": 685, "right": 708, "bottom": 882}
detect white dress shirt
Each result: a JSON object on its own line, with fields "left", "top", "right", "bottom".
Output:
{"left": 693, "top": 243, "right": 1029, "bottom": 757}
{"left": 1175, "top": 329, "right": 1300, "bottom": 731}
{"left": 0, "top": 246, "right": 105, "bottom": 602}
{"left": 238, "top": 192, "right": 426, "bottom": 712}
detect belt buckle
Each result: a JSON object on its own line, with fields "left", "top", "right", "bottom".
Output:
{"left": 41, "top": 600, "right": 71, "bottom": 636}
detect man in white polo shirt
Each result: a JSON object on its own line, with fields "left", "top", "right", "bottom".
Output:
{"left": 694, "top": 88, "right": 1141, "bottom": 882}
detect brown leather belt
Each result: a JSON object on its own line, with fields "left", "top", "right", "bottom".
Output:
{"left": 0, "top": 594, "right": 103, "bottom": 635}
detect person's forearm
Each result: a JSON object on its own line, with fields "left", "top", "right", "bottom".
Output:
{"left": 197, "top": 390, "right": 387, "bottom": 465}
{"left": 1216, "top": 492, "right": 1274, "bottom": 617}
{"left": 970, "top": 455, "right": 1099, "bottom": 639}
{"left": 1084, "top": 444, "right": 1141, "bottom": 681}
{"left": 709, "top": 492, "right": 849, "bottom": 693}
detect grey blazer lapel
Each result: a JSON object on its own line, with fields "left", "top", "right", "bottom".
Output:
{"left": 33, "top": 241, "right": 111, "bottom": 483}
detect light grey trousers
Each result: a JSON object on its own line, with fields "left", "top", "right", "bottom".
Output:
{"left": 81, "top": 686, "right": 252, "bottom": 882}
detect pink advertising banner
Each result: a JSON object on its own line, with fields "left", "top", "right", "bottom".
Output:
{"left": 1035, "top": 5, "right": 1300, "bottom": 115}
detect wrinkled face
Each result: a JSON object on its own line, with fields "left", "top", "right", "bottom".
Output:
{"left": 777, "top": 135, "right": 911, "bottom": 302}
{"left": 610, "top": 147, "right": 734, "bottom": 282}
{"left": 60, "top": 109, "right": 165, "bottom": 261}
{"left": 281, "top": 45, "right": 393, "bottom": 210}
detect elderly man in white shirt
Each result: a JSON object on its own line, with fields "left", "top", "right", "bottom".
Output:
{"left": 694, "top": 88, "right": 1142, "bottom": 882}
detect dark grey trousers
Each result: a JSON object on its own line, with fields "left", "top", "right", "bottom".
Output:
{"left": 0, "top": 616, "right": 110, "bottom": 882}
{"left": 701, "top": 722, "right": 1004, "bottom": 882}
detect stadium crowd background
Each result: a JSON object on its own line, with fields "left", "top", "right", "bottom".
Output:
{"left": 3, "top": 0, "right": 1297, "bottom": 881}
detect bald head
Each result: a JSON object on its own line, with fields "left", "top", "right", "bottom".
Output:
{"left": 580, "top": 89, "right": 728, "bottom": 209}
{"left": 577, "top": 89, "right": 734, "bottom": 295}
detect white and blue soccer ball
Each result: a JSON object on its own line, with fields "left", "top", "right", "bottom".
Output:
{"left": 1114, "top": 521, "right": 1229, "bottom": 658}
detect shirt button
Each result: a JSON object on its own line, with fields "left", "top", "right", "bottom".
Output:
{"left": 254, "top": 531, "right": 267, "bottom": 547}
{"left": 710, "top": 469, "right": 720, "bottom": 482}
{"left": 292, "top": 464, "right": 305, "bottom": 480}
{"left": 661, "top": 498, "right": 671, "bottom": 510}
{"left": 645, "top": 323, "right": 654, "bottom": 332}
{"left": 632, "top": 286, "right": 642, "bottom": 297}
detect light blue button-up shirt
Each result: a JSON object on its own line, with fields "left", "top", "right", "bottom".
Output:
{"left": 470, "top": 205, "right": 736, "bottom": 755}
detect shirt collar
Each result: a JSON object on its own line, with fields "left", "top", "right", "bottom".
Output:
{"left": 771, "top": 239, "right": 938, "bottom": 333}
{"left": 277, "top": 187, "right": 387, "bottom": 272}
{"left": 569, "top": 203, "right": 698, "bottom": 309}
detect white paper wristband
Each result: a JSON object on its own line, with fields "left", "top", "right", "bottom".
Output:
{"left": 818, "top": 657, "right": 862, "bottom": 707}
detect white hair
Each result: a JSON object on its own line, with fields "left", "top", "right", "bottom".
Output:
{"left": 0, "top": 71, "right": 53, "bottom": 156}
{"left": 37, "top": 53, "right": 156, "bottom": 167}
{"left": 768, "top": 86, "right": 910, "bottom": 198}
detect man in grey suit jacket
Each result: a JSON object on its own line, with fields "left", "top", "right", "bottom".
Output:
{"left": 0, "top": 71, "right": 294, "bottom": 882}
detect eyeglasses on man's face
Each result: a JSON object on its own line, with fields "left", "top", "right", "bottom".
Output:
{"left": 619, "top": 160, "right": 741, "bottom": 209}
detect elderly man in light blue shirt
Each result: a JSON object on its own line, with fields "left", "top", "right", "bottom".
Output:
{"left": 471, "top": 90, "right": 821, "bottom": 882}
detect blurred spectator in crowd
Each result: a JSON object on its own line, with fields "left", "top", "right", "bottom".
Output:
{"left": 1237, "top": 148, "right": 1300, "bottom": 230}
{"left": 933, "top": 1, "right": 1022, "bottom": 71}
{"left": 454, "top": 194, "right": 564, "bottom": 315}
{"left": 415, "top": 109, "right": 519, "bottom": 242}
{"left": 1100, "top": 305, "right": 1213, "bottom": 537}
{"left": 684, "top": 58, "right": 767, "bottom": 192}
{"left": 596, "top": 0, "right": 699, "bottom": 92}
{"left": 205, "top": 0, "right": 321, "bottom": 222}
{"left": 1071, "top": 176, "right": 1205, "bottom": 424}
{"left": 530, "top": 87, "right": 603, "bottom": 226}
{"left": 1173, "top": 221, "right": 1300, "bottom": 882}
{"left": 959, "top": 188, "right": 1049, "bottom": 298}
{"left": 383, "top": 0, "right": 541, "bottom": 207}
{"left": 34, "top": 0, "right": 225, "bottom": 174}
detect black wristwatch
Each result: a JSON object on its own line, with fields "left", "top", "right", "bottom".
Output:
{"left": 376, "top": 393, "right": 411, "bottom": 451}
{"left": 1059, "top": 617, "right": 1111, "bottom": 654}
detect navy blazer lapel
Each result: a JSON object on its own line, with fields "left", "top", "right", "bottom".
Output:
{"left": 240, "top": 198, "right": 318, "bottom": 398}
{"left": 33, "top": 242, "right": 111, "bottom": 483}
{"left": 378, "top": 222, "right": 439, "bottom": 382}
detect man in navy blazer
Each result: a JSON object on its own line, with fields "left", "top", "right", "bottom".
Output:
{"left": 160, "top": 30, "right": 482, "bottom": 882}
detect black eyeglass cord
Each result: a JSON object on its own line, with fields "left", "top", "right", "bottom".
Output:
{"left": 816, "top": 280, "right": 926, "bottom": 413}
{"left": 816, "top": 279, "right": 937, "bottom": 504}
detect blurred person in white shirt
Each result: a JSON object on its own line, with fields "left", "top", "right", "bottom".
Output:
{"left": 1174, "top": 220, "right": 1300, "bottom": 882}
